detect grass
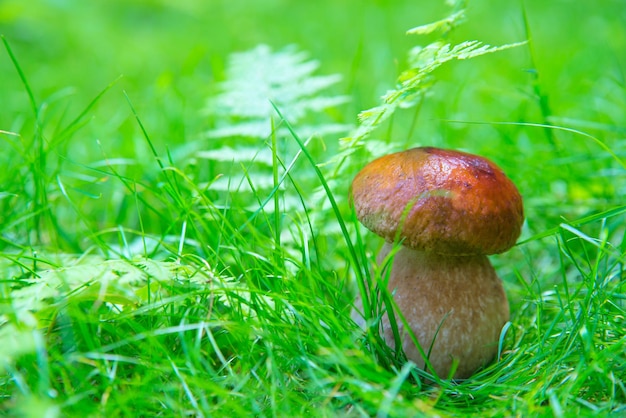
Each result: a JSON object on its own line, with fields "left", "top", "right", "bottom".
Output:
{"left": 1, "top": 0, "right": 625, "bottom": 416}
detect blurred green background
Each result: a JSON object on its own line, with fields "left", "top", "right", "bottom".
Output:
{"left": 1, "top": 0, "right": 625, "bottom": 249}
{"left": 3, "top": 0, "right": 623, "bottom": 145}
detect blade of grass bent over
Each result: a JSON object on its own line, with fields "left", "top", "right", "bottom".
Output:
{"left": 2, "top": 35, "right": 37, "bottom": 116}
{"left": 269, "top": 101, "right": 371, "bottom": 317}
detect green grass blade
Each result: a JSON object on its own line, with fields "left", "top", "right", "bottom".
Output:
{"left": 2, "top": 35, "right": 37, "bottom": 116}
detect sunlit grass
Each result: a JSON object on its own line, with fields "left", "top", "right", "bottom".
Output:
{"left": 1, "top": 0, "right": 625, "bottom": 416}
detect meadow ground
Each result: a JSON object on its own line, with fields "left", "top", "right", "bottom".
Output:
{"left": 1, "top": 0, "right": 625, "bottom": 416}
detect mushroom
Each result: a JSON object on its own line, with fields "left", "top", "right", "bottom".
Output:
{"left": 351, "top": 146, "right": 523, "bottom": 379}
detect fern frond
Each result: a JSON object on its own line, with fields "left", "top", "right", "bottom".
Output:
{"left": 202, "top": 44, "right": 352, "bottom": 210}
{"left": 203, "top": 44, "right": 351, "bottom": 187}
{"left": 206, "top": 44, "right": 350, "bottom": 136}
{"left": 341, "top": 29, "right": 526, "bottom": 152}
{"left": 406, "top": 9, "right": 466, "bottom": 36}
{"left": 6, "top": 255, "right": 222, "bottom": 323}
{"left": 198, "top": 44, "right": 353, "bottom": 255}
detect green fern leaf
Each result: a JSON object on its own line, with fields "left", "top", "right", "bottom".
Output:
{"left": 342, "top": 33, "right": 525, "bottom": 151}
{"left": 206, "top": 44, "right": 350, "bottom": 137}
{"left": 406, "top": 9, "right": 466, "bottom": 35}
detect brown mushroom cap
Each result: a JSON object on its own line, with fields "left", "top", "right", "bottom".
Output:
{"left": 351, "top": 146, "right": 524, "bottom": 255}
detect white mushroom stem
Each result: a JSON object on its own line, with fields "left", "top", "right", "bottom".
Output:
{"left": 369, "top": 243, "right": 510, "bottom": 379}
